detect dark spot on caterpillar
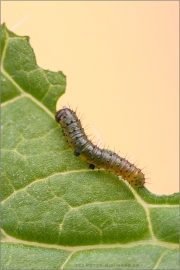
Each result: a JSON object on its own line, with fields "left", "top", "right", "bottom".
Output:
{"left": 74, "top": 149, "right": 81, "bottom": 156}
{"left": 55, "top": 107, "right": 145, "bottom": 188}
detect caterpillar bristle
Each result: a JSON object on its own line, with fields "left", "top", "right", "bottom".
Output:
{"left": 67, "top": 102, "right": 72, "bottom": 110}
{"left": 79, "top": 113, "right": 85, "bottom": 121}
{"left": 124, "top": 153, "right": 128, "bottom": 159}
{"left": 144, "top": 179, "right": 152, "bottom": 184}
{"left": 134, "top": 162, "right": 139, "bottom": 167}
{"left": 83, "top": 124, "right": 90, "bottom": 131}
{"left": 141, "top": 166, "right": 148, "bottom": 172}
{"left": 143, "top": 171, "right": 150, "bottom": 175}
{"left": 74, "top": 105, "right": 78, "bottom": 113}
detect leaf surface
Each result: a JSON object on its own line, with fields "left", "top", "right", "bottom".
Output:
{"left": 1, "top": 24, "right": 179, "bottom": 270}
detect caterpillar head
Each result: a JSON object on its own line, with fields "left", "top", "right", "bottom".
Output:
{"left": 55, "top": 108, "right": 72, "bottom": 123}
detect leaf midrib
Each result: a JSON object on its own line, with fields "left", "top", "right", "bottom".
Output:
{"left": 2, "top": 228, "right": 178, "bottom": 251}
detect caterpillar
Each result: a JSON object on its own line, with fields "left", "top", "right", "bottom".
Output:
{"left": 55, "top": 107, "right": 145, "bottom": 187}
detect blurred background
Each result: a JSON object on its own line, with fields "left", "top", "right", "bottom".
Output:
{"left": 1, "top": 1, "right": 179, "bottom": 195}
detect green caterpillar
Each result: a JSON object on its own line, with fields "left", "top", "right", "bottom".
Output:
{"left": 55, "top": 107, "right": 145, "bottom": 187}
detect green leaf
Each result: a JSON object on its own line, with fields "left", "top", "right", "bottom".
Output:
{"left": 1, "top": 23, "right": 179, "bottom": 270}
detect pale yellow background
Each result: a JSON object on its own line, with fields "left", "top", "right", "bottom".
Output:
{"left": 1, "top": 1, "right": 179, "bottom": 195}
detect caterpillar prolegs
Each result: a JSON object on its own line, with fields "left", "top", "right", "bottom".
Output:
{"left": 55, "top": 107, "right": 145, "bottom": 187}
